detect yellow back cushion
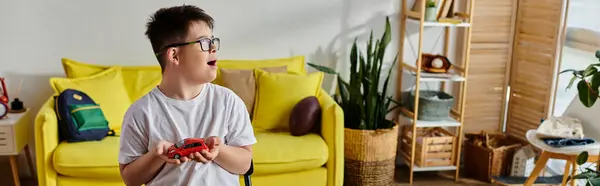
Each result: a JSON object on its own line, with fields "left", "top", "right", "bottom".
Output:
{"left": 252, "top": 69, "right": 324, "bottom": 131}
{"left": 214, "top": 56, "right": 307, "bottom": 85}
{"left": 61, "top": 58, "right": 162, "bottom": 102}
{"left": 50, "top": 66, "right": 132, "bottom": 134}
{"left": 62, "top": 56, "right": 306, "bottom": 101}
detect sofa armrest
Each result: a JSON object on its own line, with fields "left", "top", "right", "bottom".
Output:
{"left": 317, "top": 89, "right": 344, "bottom": 186}
{"left": 35, "top": 97, "right": 60, "bottom": 186}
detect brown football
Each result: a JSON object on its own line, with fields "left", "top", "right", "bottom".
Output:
{"left": 289, "top": 96, "right": 322, "bottom": 136}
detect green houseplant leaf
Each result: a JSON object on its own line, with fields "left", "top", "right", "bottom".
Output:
{"left": 306, "top": 63, "right": 338, "bottom": 75}
{"left": 577, "top": 80, "right": 597, "bottom": 107}
{"left": 307, "top": 16, "right": 399, "bottom": 130}
{"left": 577, "top": 151, "right": 589, "bottom": 165}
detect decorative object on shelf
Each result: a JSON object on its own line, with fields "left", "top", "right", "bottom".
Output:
{"left": 420, "top": 53, "right": 452, "bottom": 73}
{"left": 409, "top": 0, "right": 456, "bottom": 20}
{"left": 400, "top": 126, "right": 455, "bottom": 167}
{"left": 437, "top": 18, "right": 463, "bottom": 24}
{"left": 463, "top": 131, "right": 524, "bottom": 183}
{"left": 10, "top": 98, "right": 25, "bottom": 113}
{"left": 424, "top": 0, "right": 437, "bottom": 22}
{"left": 0, "top": 99, "right": 7, "bottom": 119}
{"left": 0, "top": 77, "right": 8, "bottom": 105}
{"left": 307, "top": 16, "right": 400, "bottom": 186}
{"left": 510, "top": 145, "right": 536, "bottom": 177}
{"left": 437, "top": 0, "right": 455, "bottom": 19}
{"left": 407, "top": 90, "right": 454, "bottom": 121}
{"left": 9, "top": 79, "right": 25, "bottom": 113}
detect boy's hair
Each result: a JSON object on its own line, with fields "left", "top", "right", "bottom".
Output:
{"left": 145, "top": 5, "right": 214, "bottom": 70}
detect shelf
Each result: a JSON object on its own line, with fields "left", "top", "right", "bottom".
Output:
{"left": 402, "top": 63, "right": 466, "bottom": 82}
{"left": 414, "top": 165, "right": 457, "bottom": 172}
{"left": 399, "top": 115, "right": 461, "bottom": 127}
{"left": 407, "top": 18, "right": 471, "bottom": 27}
{"left": 399, "top": 107, "right": 461, "bottom": 127}
{"left": 398, "top": 154, "right": 458, "bottom": 172}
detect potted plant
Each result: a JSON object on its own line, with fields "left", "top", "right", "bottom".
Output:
{"left": 424, "top": 0, "right": 437, "bottom": 22}
{"left": 308, "top": 16, "right": 400, "bottom": 186}
{"left": 560, "top": 49, "right": 600, "bottom": 185}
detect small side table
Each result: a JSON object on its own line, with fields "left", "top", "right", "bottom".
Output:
{"left": 0, "top": 109, "right": 35, "bottom": 186}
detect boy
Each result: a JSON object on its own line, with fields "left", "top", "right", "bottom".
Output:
{"left": 118, "top": 5, "right": 256, "bottom": 186}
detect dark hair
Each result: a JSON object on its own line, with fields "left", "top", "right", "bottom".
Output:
{"left": 145, "top": 5, "right": 214, "bottom": 70}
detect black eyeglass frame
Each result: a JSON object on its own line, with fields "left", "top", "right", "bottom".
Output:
{"left": 154, "top": 37, "right": 220, "bottom": 56}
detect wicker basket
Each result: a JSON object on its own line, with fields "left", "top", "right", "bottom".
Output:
{"left": 400, "top": 126, "right": 456, "bottom": 167}
{"left": 344, "top": 124, "right": 399, "bottom": 186}
{"left": 407, "top": 90, "right": 454, "bottom": 121}
{"left": 463, "top": 132, "right": 525, "bottom": 182}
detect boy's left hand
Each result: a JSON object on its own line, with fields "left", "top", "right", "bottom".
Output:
{"left": 189, "top": 136, "right": 221, "bottom": 164}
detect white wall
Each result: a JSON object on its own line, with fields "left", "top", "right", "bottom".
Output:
{"left": 567, "top": 0, "right": 600, "bottom": 32}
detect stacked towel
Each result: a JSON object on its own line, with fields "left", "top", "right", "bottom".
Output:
{"left": 536, "top": 116, "right": 596, "bottom": 148}
{"left": 542, "top": 138, "right": 596, "bottom": 148}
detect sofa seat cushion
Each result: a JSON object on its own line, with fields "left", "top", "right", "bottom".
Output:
{"left": 253, "top": 132, "right": 328, "bottom": 175}
{"left": 53, "top": 136, "right": 121, "bottom": 180}
{"left": 52, "top": 132, "right": 329, "bottom": 178}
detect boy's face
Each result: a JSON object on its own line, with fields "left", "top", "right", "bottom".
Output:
{"left": 167, "top": 20, "right": 218, "bottom": 84}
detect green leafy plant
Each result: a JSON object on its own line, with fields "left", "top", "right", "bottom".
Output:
{"left": 570, "top": 151, "right": 600, "bottom": 185}
{"left": 307, "top": 16, "right": 400, "bottom": 130}
{"left": 426, "top": 0, "right": 436, "bottom": 8}
{"left": 562, "top": 50, "right": 600, "bottom": 185}
{"left": 560, "top": 50, "right": 600, "bottom": 108}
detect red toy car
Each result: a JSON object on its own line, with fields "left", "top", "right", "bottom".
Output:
{"left": 167, "top": 138, "right": 209, "bottom": 160}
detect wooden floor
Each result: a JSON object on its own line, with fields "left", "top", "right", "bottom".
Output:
{"left": 394, "top": 166, "right": 495, "bottom": 186}
{"left": 0, "top": 156, "right": 495, "bottom": 186}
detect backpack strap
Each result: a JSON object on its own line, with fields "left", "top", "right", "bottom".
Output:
{"left": 107, "top": 129, "right": 117, "bottom": 136}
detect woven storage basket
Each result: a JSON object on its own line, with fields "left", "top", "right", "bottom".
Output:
{"left": 344, "top": 124, "right": 399, "bottom": 186}
{"left": 407, "top": 90, "right": 454, "bottom": 121}
{"left": 463, "top": 132, "right": 524, "bottom": 182}
{"left": 400, "top": 126, "right": 456, "bottom": 167}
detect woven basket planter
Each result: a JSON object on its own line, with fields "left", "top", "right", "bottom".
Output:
{"left": 464, "top": 132, "right": 525, "bottom": 182}
{"left": 344, "top": 124, "right": 399, "bottom": 186}
{"left": 407, "top": 90, "right": 454, "bottom": 121}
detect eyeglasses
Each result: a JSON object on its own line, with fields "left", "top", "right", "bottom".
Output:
{"left": 155, "top": 37, "right": 220, "bottom": 56}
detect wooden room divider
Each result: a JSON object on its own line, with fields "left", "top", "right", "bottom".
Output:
{"left": 458, "top": 0, "right": 569, "bottom": 140}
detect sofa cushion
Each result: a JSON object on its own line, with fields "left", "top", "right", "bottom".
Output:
{"left": 253, "top": 132, "right": 329, "bottom": 175}
{"left": 50, "top": 66, "right": 131, "bottom": 135}
{"left": 53, "top": 136, "right": 121, "bottom": 180}
{"left": 61, "top": 58, "right": 162, "bottom": 102}
{"left": 52, "top": 132, "right": 328, "bottom": 178}
{"left": 213, "top": 56, "right": 307, "bottom": 85}
{"left": 253, "top": 69, "right": 324, "bottom": 132}
{"left": 220, "top": 66, "right": 287, "bottom": 118}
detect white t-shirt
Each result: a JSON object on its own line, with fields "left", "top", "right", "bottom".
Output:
{"left": 118, "top": 83, "right": 257, "bottom": 186}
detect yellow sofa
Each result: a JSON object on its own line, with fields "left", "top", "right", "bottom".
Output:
{"left": 34, "top": 56, "right": 344, "bottom": 186}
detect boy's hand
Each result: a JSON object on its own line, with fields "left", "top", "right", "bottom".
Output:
{"left": 188, "top": 136, "right": 221, "bottom": 164}
{"left": 154, "top": 140, "right": 190, "bottom": 164}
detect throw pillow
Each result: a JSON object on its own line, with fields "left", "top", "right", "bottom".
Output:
{"left": 213, "top": 56, "right": 307, "bottom": 85}
{"left": 289, "top": 96, "right": 322, "bottom": 136}
{"left": 61, "top": 58, "right": 162, "bottom": 102}
{"left": 49, "top": 66, "right": 132, "bottom": 135}
{"left": 252, "top": 69, "right": 324, "bottom": 132}
{"left": 220, "top": 66, "right": 287, "bottom": 118}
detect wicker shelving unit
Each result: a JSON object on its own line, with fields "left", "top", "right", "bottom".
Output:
{"left": 396, "top": 0, "right": 475, "bottom": 184}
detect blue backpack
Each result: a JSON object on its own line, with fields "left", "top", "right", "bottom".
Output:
{"left": 54, "top": 89, "right": 115, "bottom": 142}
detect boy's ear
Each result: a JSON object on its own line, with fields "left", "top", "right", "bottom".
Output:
{"left": 166, "top": 48, "right": 180, "bottom": 66}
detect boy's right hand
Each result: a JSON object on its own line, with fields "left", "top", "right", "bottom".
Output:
{"left": 154, "top": 140, "right": 190, "bottom": 164}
